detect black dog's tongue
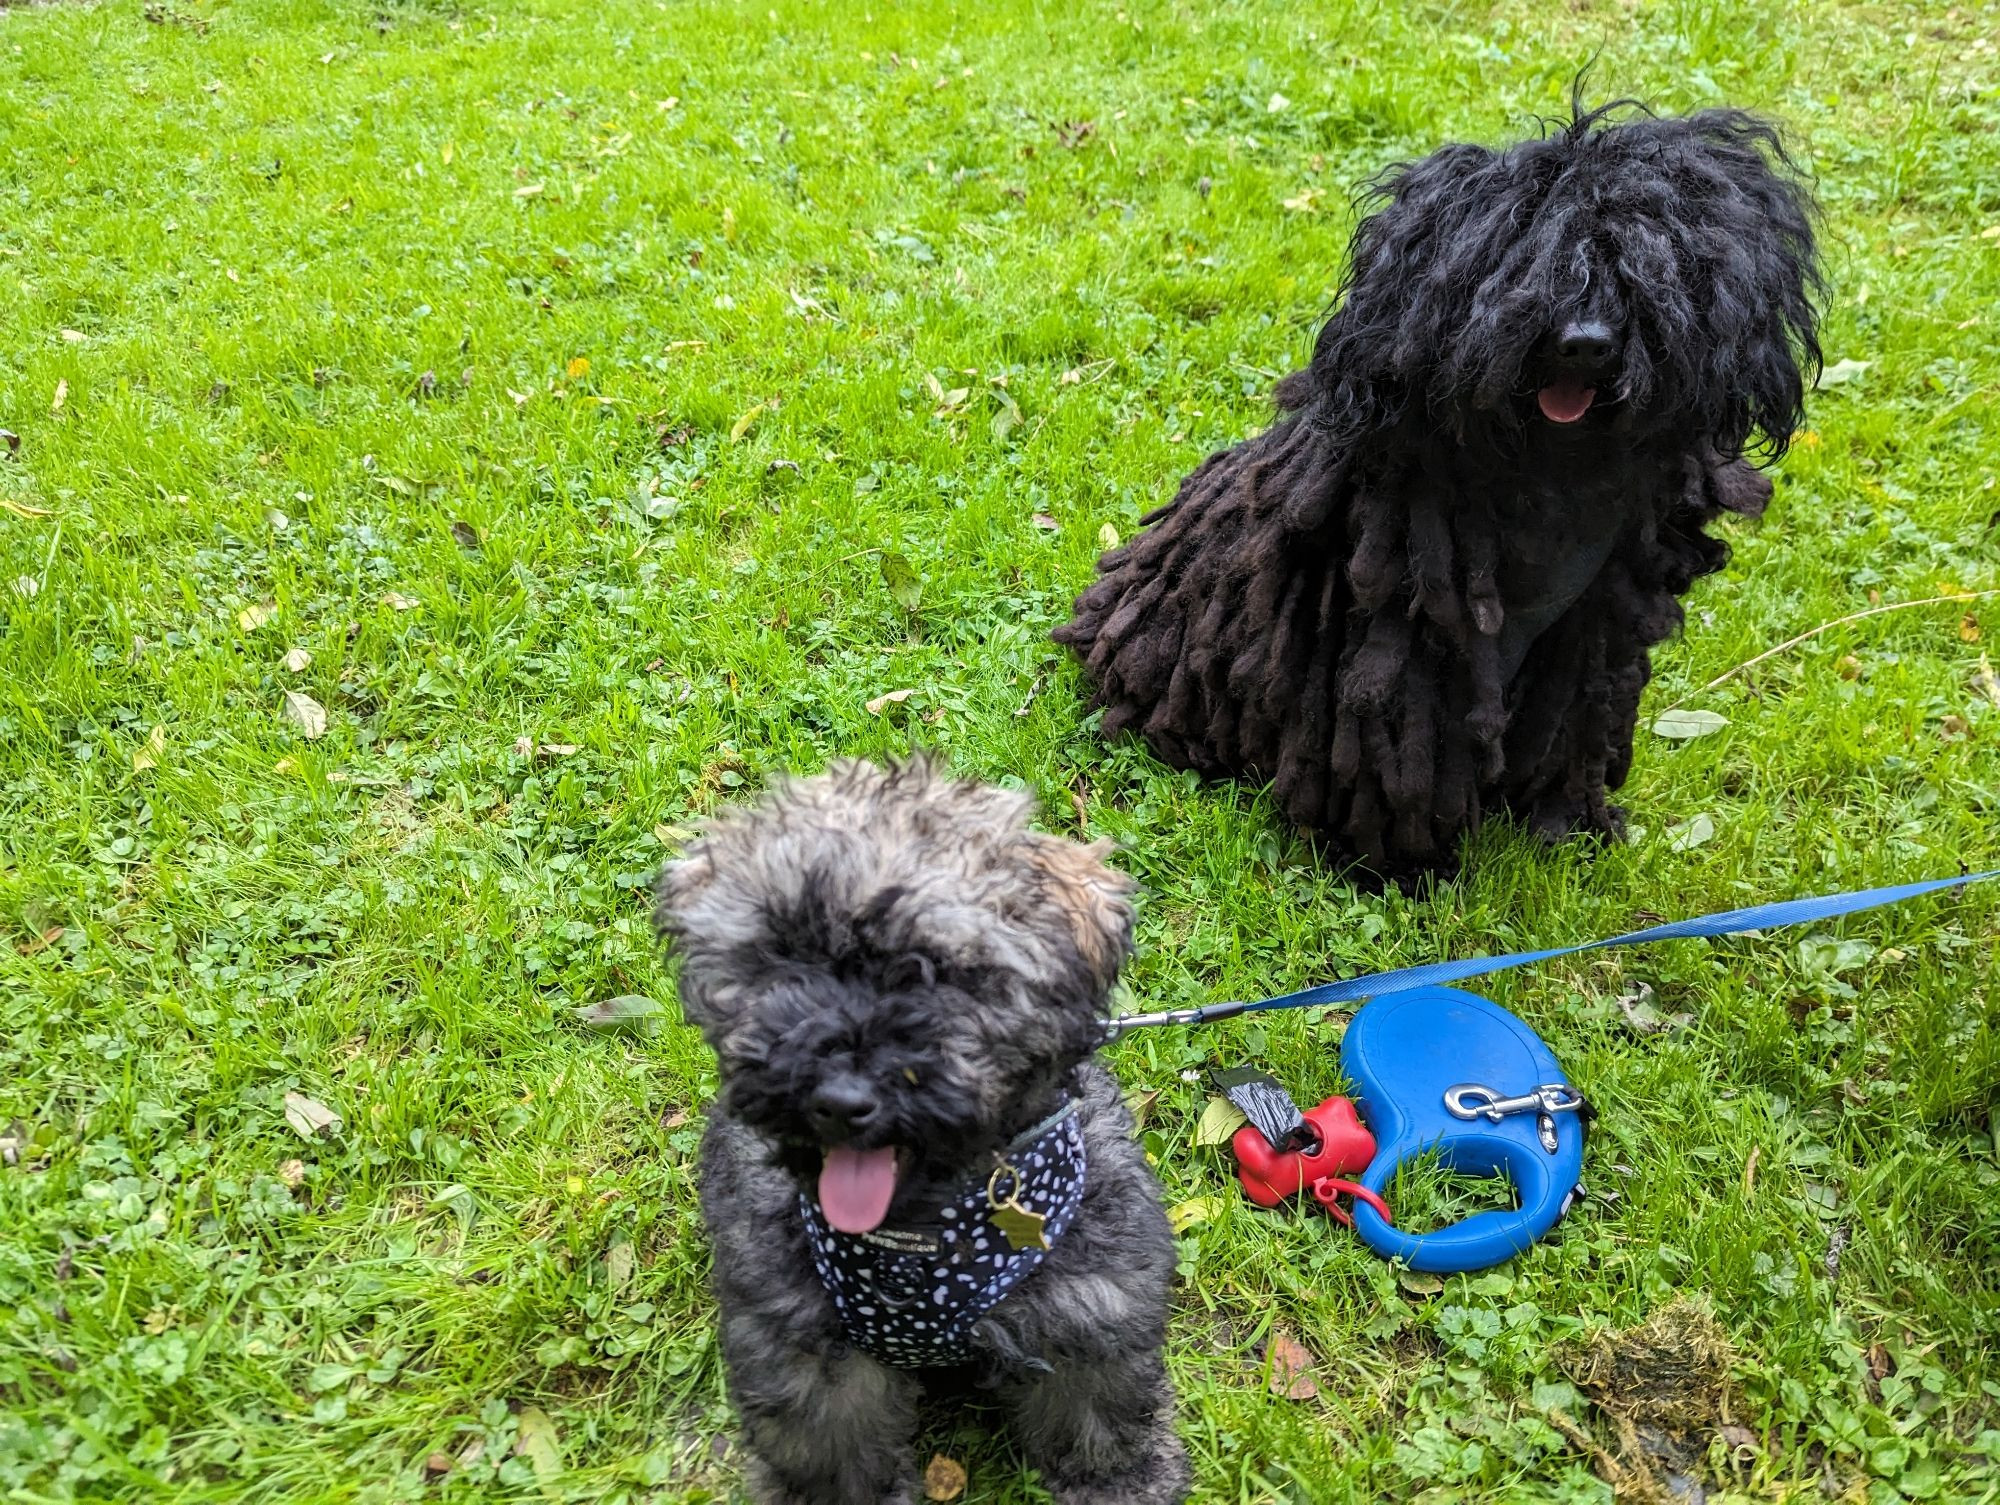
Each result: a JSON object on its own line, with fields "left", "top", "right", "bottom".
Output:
{"left": 1537, "top": 379, "right": 1596, "bottom": 423}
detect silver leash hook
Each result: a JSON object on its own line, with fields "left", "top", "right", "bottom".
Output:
{"left": 1443, "top": 1083, "right": 1586, "bottom": 1122}
{"left": 1443, "top": 1083, "right": 1586, "bottom": 1154}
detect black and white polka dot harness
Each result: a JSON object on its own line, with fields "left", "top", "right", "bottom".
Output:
{"left": 799, "top": 1099, "right": 1087, "bottom": 1368}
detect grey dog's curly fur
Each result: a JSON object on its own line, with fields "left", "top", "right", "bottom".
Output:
{"left": 656, "top": 760, "right": 1189, "bottom": 1505}
{"left": 1055, "top": 103, "right": 1823, "bottom": 880}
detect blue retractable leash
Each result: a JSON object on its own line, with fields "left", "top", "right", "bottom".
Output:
{"left": 1108, "top": 869, "right": 1998, "bottom": 1272}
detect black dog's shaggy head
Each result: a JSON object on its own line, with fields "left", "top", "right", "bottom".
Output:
{"left": 1307, "top": 102, "right": 1822, "bottom": 464}
{"left": 656, "top": 759, "right": 1131, "bottom": 1230}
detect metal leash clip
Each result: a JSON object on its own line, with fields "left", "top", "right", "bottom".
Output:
{"left": 1442, "top": 1083, "right": 1586, "bottom": 1154}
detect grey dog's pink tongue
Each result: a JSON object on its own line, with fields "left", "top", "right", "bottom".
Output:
{"left": 1537, "top": 379, "right": 1596, "bottom": 424}
{"left": 819, "top": 1146, "right": 898, "bottom": 1234}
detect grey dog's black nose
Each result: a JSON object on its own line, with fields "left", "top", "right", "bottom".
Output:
{"left": 1555, "top": 320, "right": 1620, "bottom": 369}
{"left": 807, "top": 1076, "right": 880, "bottom": 1139}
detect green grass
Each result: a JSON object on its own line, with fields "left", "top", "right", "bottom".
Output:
{"left": 2, "top": 0, "right": 1998, "bottom": 1499}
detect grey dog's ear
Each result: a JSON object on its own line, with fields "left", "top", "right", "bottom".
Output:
{"left": 1019, "top": 833, "right": 1136, "bottom": 996}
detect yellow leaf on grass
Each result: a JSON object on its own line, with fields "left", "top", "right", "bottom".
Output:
{"left": 1961, "top": 614, "right": 1982, "bottom": 644}
{"left": 51, "top": 379, "right": 68, "bottom": 414}
{"left": 1168, "top": 1197, "right": 1222, "bottom": 1235}
{"left": 131, "top": 724, "right": 166, "bottom": 773}
{"left": 922, "top": 1454, "right": 967, "bottom": 1502}
{"left": 238, "top": 601, "right": 277, "bottom": 632}
{"left": 729, "top": 402, "right": 766, "bottom": 442}
{"left": 1194, "top": 1096, "right": 1247, "bottom": 1146}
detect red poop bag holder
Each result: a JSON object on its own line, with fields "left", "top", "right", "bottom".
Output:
{"left": 1227, "top": 1088, "right": 1392, "bottom": 1228}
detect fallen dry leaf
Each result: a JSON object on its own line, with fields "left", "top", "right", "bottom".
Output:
{"left": 1614, "top": 981, "right": 1694, "bottom": 1036}
{"left": 15, "top": 925, "right": 63, "bottom": 957}
{"left": 1975, "top": 655, "right": 2000, "bottom": 708}
{"left": 237, "top": 601, "right": 277, "bottom": 632}
{"left": 1031, "top": 513, "right": 1060, "bottom": 532}
{"left": 653, "top": 822, "right": 692, "bottom": 846}
{"left": 1194, "top": 1096, "right": 1247, "bottom": 1146}
{"left": 51, "top": 379, "right": 68, "bottom": 414}
{"left": 278, "top": 1158, "right": 306, "bottom": 1189}
{"left": 450, "top": 520, "right": 480, "bottom": 550}
{"left": 1940, "top": 714, "right": 1971, "bottom": 741}
{"left": 1098, "top": 522, "right": 1119, "bottom": 550}
{"left": 514, "top": 182, "right": 545, "bottom": 198}
{"left": 513, "top": 1405, "right": 562, "bottom": 1485}
{"left": 1168, "top": 1197, "right": 1223, "bottom": 1234}
{"left": 282, "top": 690, "right": 329, "bottom": 739}
{"left": 423, "top": 1452, "right": 454, "bottom": 1476}
{"left": 513, "top": 737, "right": 579, "bottom": 760}
{"left": 574, "top": 995, "right": 662, "bottom": 1034}
{"left": 131, "top": 724, "right": 166, "bottom": 773}
{"left": 865, "top": 688, "right": 917, "bottom": 716}
{"left": 1961, "top": 614, "right": 1982, "bottom": 643}
{"left": 729, "top": 401, "right": 767, "bottom": 442}
{"left": 1650, "top": 709, "right": 1728, "bottom": 739}
{"left": 605, "top": 1237, "right": 637, "bottom": 1292}
{"left": 383, "top": 591, "right": 420, "bottom": 612}
{"left": 283, "top": 1092, "right": 342, "bottom": 1140}
{"left": 1266, "top": 1329, "right": 1320, "bottom": 1400}
{"left": 12, "top": 576, "right": 40, "bottom": 600}
{"left": 282, "top": 647, "right": 312, "bottom": 673}
{"left": 1666, "top": 812, "right": 1717, "bottom": 852}
{"left": 922, "top": 1454, "right": 967, "bottom": 1502}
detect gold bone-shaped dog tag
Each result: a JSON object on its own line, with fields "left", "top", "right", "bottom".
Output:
{"left": 986, "top": 1162, "right": 1050, "bottom": 1252}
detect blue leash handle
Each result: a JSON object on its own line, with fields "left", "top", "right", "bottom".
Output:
{"left": 1105, "top": 869, "right": 1998, "bottom": 1033}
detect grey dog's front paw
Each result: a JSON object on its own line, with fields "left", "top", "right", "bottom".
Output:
{"left": 742, "top": 1455, "right": 917, "bottom": 1505}
{"left": 1042, "top": 1429, "right": 1191, "bottom": 1505}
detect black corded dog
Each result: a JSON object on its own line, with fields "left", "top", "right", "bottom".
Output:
{"left": 1056, "top": 103, "right": 1823, "bottom": 879}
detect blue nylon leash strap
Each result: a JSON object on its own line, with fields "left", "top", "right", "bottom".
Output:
{"left": 1105, "top": 869, "right": 2000, "bottom": 1034}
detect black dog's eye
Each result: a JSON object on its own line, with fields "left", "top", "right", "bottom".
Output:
{"left": 881, "top": 953, "right": 936, "bottom": 992}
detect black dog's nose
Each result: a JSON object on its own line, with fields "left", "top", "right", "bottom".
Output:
{"left": 807, "top": 1076, "right": 880, "bottom": 1139}
{"left": 1555, "top": 320, "right": 1620, "bottom": 369}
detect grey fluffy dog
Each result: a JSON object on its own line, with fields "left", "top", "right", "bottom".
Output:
{"left": 655, "top": 759, "right": 1190, "bottom": 1505}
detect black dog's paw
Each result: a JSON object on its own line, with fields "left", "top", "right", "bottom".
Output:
{"left": 1525, "top": 796, "right": 1626, "bottom": 847}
